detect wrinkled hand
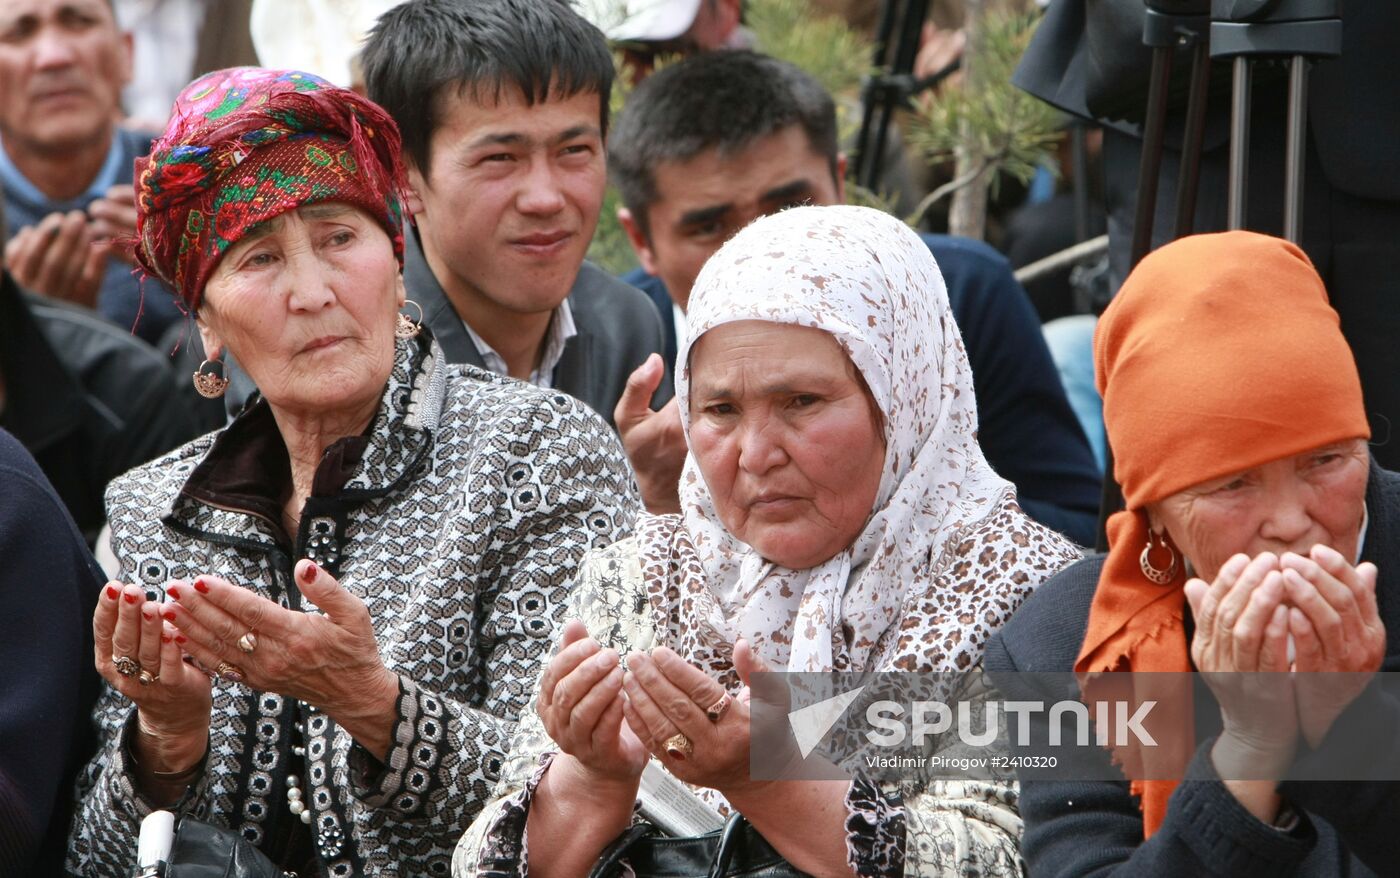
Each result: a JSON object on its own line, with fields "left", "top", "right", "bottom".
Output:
{"left": 538, "top": 620, "right": 648, "bottom": 783}
{"left": 88, "top": 184, "right": 140, "bottom": 265}
{"left": 5, "top": 211, "right": 107, "bottom": 307}
{"left": 615, "top": 354, "right": 685, "bottom": 514}
{"left": 1185, "top": 553, "right": 1297, "bottom": 778}
{"left": 1280, "top": 545, "right": 1385, "bottom": 748}
{"left": 623, "top": 640, "right": 768, "bottom": 796}
{"left": 162, "top": 560, "right": 400, "bottom": 757}
{"left": 93, "top": 581, "right": 212, "bottom": 771}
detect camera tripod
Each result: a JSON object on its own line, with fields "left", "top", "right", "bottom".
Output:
{"left": 1095, "top": 0, "right": 1343, "bottom": 549}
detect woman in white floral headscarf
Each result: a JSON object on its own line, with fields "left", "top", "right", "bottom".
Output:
{"left": 454, "top": 206, "right": 1081, "bottom": 877}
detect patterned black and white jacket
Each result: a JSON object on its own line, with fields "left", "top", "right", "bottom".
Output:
{"left": 66, "top": 335, "right": 640, "bottom": 876}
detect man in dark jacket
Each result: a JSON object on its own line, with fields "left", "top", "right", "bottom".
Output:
{"left": 0, "top": 197, "right": 199, "bottom": 543}
{"left": 605, "top": 51, "right": 1102, "bottom": 544}
{"left": 0, "top": 0, "right": 182, "bottom": 342}
{"left": 0, "top": 428, "right": 103, "bottom": 875}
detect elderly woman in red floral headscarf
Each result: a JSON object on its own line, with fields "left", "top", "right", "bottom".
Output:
{"left": 987, "top": 231, "right": 1400, "bottom": 877}
{"left": 65, "top": 68, "right": 639, "bottom": 876}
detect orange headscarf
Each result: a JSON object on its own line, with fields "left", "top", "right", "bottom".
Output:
{"left": 1075, "top": 231, "right": 1370, "bottom": 837}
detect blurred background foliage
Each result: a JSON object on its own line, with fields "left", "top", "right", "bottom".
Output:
{"left": 906, "top": 10, "right": 1062, "bottom": 230}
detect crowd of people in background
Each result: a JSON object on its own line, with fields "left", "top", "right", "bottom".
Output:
{"left": 0, "top": 0, "right": 1397, "bottom": 875}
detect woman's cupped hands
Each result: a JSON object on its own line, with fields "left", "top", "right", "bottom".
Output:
{"left": 1183, "top": 546, "right": 1386, "bottom": 772}
{"left": 95, "top": 560, "right": 399, "bottom": 757}
{"left": 93, "top": 581, "right": 212, "bottom": 749}
{"left": 537, "top": 620, "right": 772, "bottom": 796}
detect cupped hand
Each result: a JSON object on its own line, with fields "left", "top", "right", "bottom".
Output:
{"left": 5, "top": 211, "right": 107, "bottom": 307}
{"left": 614, "top": 354, "right": 685, "bottom": 515}
{"left": 1184, "top": 552, "right": 1298, "bottom": 776}
{"left": 537, "top": 619, "right": 648, "bottom": 783}
{"left": 161, "top": 560, "right": 400, "bottom": 757}
{"left": 88, "top": 184, "right": 140, "bottom": 265}
{"left": 93, "top": 581, "right": 212, "bottom": 770}
{"left": 622, "top": 641, "right": 766, "bottom": 795}
{"left": 1280, "top": 545, "right": 1385, "bottom": 748}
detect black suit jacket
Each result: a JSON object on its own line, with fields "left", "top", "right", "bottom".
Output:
{"left": 1015, "top": 3, "right": 1400, "bottom": 470}
{"left": 0, "top": 272, "right": 199, "bottom": 542}
{"left": 986, "top": 461, "right": 1400, "bottom": 877}
{"left": 403, "top": 232, "right": 670, "bottom": 428}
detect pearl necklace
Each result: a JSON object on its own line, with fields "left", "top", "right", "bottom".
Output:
{"left": 286, "top": 742, "right": 311, "bottom": 824}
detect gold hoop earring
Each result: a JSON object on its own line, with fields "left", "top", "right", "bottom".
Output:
{"left": 395, "top": 300, "right": 423, "bottom": 340}
{"left": 192, "top": 358, "right": 229, "bottom": 399}
{"left": 1139, "top": 530, "right": 1180, "bottom": 585}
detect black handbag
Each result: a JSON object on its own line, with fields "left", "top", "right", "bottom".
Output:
{"left": 131, "top": 816, "right": 287, "bottom": 878}
{"left": 588, "top": 814, "right": 809, "bottom": 878}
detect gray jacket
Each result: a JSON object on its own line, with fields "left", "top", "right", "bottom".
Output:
{"left": 403, "top": 232, "right": 671, "bottom": 428}
{"left": 68, "top": 337, "right": 640, "bottom": 875}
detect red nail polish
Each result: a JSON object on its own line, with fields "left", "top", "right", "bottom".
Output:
{"left": 161, "top": 634, "right": 173, "bottom": 644}
{"left": 175, "top": 634, "right": 187, "bottom": 644}
{"left": 167, "top": 585, "right": 181, "bottom": 600}
{"left": 301, "top": 561, "right": 318, "bottom": 584}
{"left": 123, "top": 593, "right": 139, "bottom": 604}
{"left": 105, "top": 585, "right": 119, "bottom": 600}
{"left": 162, "top": 609, "right": 177, "bottom": 623}
{"left": 194, "top": 578, "right": 210, "bottom": 594}
{"left": 142, "top": 610, "right": 154, "bottom": 621}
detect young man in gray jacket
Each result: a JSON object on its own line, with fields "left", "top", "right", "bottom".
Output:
{"left": 361, "top": 0, "right": 669, "bottom": 428}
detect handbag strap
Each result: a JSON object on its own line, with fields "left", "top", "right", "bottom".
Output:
{"left": 588, "top": 822, "right": 661, "bottom": 878}
{"left": 707, "top": 813, "right": 749, "bottom": 878}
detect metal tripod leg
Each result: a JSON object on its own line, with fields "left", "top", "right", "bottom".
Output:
{"left": 1174, "top": 40, "right": 1212, "bottom": 238}
{"left": 1284, "top": 56, "right": 1309, "bottom": 242}
{"left": 1228, "top": 56, "right": 1252, "bottom": 229}
{"left": 1097, "top": 35, "right": 1212, "bottom": 550}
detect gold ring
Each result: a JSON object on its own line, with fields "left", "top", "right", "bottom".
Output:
{"left": 705, "top": 692, "right": 733, "bottom": 723}
{"left": 237, "top": 631, "right": 258, "bottom": 654}
{"left": 663, "top": 733, "right": 693, "bottom": 761}
{"left": 139, "top": 669, "right": 159, "bottom": 686}
{"left": 112, "top": 655, "right": 140, "bottom": 677}
{"left": 216, "top": 661, "right": 246, "bottom": 683}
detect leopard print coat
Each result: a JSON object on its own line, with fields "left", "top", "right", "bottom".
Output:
{"left": 454, "top": 500, "right": 1081, "bottom": 877}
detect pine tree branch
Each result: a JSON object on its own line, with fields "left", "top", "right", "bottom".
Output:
{"left": 912, "top": 157, "right": 996, "bottom": 225}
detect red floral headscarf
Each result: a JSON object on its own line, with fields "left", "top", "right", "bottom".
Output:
{"left": 134, "top": 67, "right": 409, "bottom": 312}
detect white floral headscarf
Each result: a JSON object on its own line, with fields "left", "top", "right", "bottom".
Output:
{"left": 638, "top": 205, "right": 1077, "bottom": 676}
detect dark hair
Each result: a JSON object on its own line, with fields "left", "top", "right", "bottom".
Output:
{"left": 361, "top": 0, "right": 614, "bottom": 175}
{"left": 608, "top": 51, "right": 839, "bottom": 238}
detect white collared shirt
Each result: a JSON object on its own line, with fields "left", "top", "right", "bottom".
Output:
{"left": 672, "top": 302, "right": 687, "bottom": 356}
{"left": 463, "top": 301, "right": 578, "bottom": 389}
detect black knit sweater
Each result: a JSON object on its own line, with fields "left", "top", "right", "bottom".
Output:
{"left": 0, "top": 429, "right": 102, "bottom": 876}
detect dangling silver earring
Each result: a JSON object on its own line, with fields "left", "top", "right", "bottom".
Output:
{"left": 395, "top": 300, "right": 423, "bottom": 340}
{"left": 192, "top": 358, "right": 229, "bottom": 399}
{"left": 1139, "top": 530, "right": 1180, "bottom": 585}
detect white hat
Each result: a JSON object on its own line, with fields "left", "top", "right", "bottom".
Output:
{"left": 575, "top": 0, "right": 703, "bottom": 44}
{"left": 250, "top": 0, "right": 405, "bottom": 88}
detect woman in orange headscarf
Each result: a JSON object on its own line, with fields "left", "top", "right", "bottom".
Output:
{"left": 986, "top": 230, "right": 1399, "bottom": 876}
